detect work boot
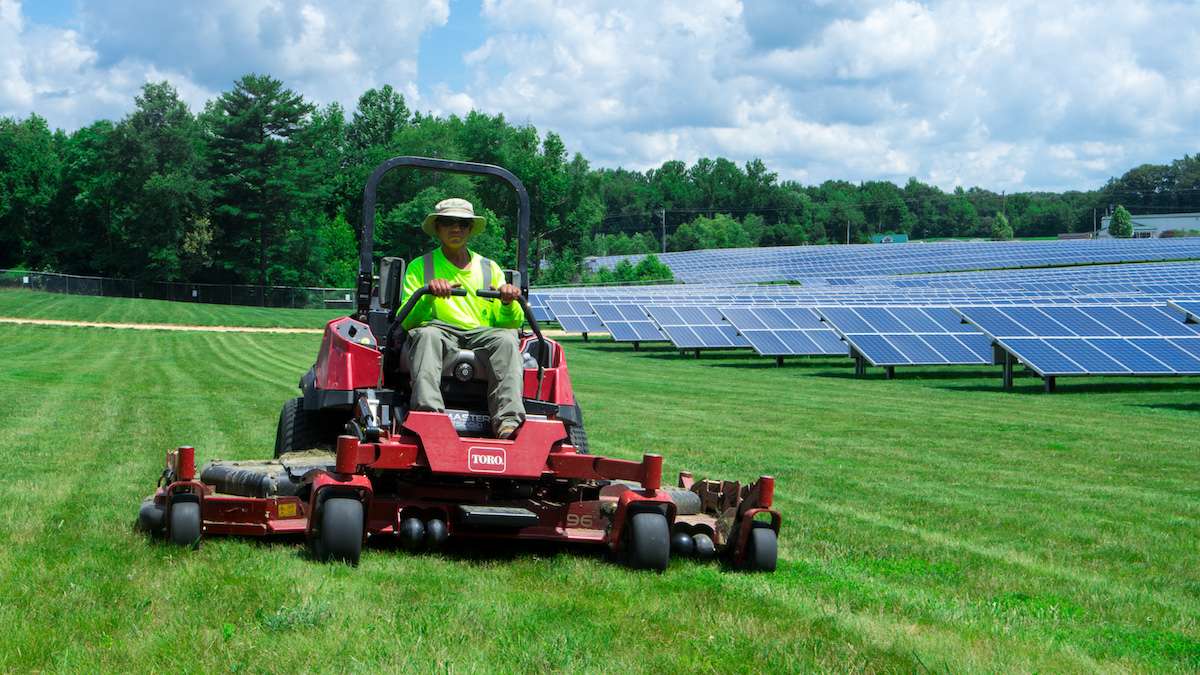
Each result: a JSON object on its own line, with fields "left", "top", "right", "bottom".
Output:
{"left": 496, "top": 419, "right": 520, "bottom": 439}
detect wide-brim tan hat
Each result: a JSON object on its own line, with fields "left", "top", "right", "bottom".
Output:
{"left": 421, "top": 198, "right": 486, "bottom": 237}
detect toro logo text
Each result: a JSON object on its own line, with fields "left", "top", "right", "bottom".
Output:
{"left": 467, "top": 447, "right": 507, "bottom": 473}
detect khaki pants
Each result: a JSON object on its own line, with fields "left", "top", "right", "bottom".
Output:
{"left": 407, "top": 321, "right": 526, "bottom": 430}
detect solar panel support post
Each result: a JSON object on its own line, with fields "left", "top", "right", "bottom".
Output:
{"left": 632, "top": 341, "right": 640, "bottom": 351}
{"left": 695, "top": 349, "right": 701, "bottom": 359}
{"left": 884, "top": 366, "right": 895, "bottom": 380}
{"left": 582, "top": 332, "right": 589, "bottom": 342}
{"left": 775, "top": 356, "right": 784, "bottom": 368}
{"left": 1002, "top": 351, "right": 1014, "bottom": 390}
{"left": 1043, "top": 376, "right": 1056, "bottom": 393}
{"left": 853, "top": 351, "right": 866, "bottom": 377}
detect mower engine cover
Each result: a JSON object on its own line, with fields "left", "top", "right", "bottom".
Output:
{"left": 314, "top": 317, "right": 381, "bottom": 392}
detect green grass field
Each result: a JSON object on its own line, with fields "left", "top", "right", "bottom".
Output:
{"left": 0, "top": 289, "right": 343, "bottom": 328}
{"left": 0, "top": 306, "right": 1197, "bottom": 671}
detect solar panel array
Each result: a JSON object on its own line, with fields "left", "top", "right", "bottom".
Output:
{"left": 643, "top": 306, "right": 750, "bottom": 350}
{"left": 591, "top": 303, "right": 666, "bottom": 342}
{"left": 818, "top": 306, "right": 993, "bottom": 367}
{"left": 955, "top": 305, "right": 1200, "bottom": 377}
{"left": 545, "top": 300, "right": 605, "bottom": 334}
{"left": 718, "top": 306, "right": 845, "bottom": 356}
{"left": 522, "top": 241, "right": 1200, "bottom": 390}
{"left": 588, "top": 238, "right": 1200, "bottom": 283}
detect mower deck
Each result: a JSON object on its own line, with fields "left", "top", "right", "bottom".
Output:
{"left": 140, "top": 414, "right": 780, "bottom": 571}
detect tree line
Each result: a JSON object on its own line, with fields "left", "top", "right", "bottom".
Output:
{"left": 2, "top": 75, "right": 1198, "bottom": 288}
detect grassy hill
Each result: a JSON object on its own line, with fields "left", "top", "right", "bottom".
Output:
{"left": 0, "top": 307, "right": 1195, "bottom": 671}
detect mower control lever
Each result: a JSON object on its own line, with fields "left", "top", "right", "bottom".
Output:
{"left": 476, "top": 289, "right": 548, "bottom": 399}
{"left": 388, "top": 285, "right": 469, "bottom": 323}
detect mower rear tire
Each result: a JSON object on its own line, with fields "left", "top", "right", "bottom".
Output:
{"left": 743, "top": 523, "right": 777, "bottom": 572}
{"left": 275, "top": 397, "right": 335, "bottom": 458}
{"left": 567, "top": 423, "right": 590, "bottom": 455}
{"left": 168, "top": 501, "right": 201, "bottom": 548}
{"left": 625, "top": 512, "right": 670, "bottom": 571}
{"left": 316, "top": 498, "right": 363, "bottom": 565}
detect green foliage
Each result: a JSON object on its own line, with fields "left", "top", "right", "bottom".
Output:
{"left": 4, "top": 74, "right": 1200, "bottom": 286}
{"left": 315, "top": 214, "right": 357, "bottom": 287}
{"left": 1109, "top": 205, "right": 1134, "bottom": 238}
{"left": 588, "top": 232, "right": 659, "bottom": 256}
{"left": 669, "top": 213, "right": 753, "bottom": 251}
{"left": 991, "top": 212, "right": 1014, "bottom": 240}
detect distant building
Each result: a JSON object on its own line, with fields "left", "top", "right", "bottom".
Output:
{"left": 870, "top": 233, "right": 909, "bottom": 244}
{"left": 1098, "top": 211, "right": 1200, "bottom": 238}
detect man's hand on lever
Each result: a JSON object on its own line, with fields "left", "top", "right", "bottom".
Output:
{"left": 497, "top": 283, "right": 521, "bottom": 305}
{"left": 429, "top": 279, "right": 460, "bottom": 298}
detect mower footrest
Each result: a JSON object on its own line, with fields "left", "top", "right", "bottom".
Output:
{"left": 458, "top": 505, "right": 539, "bottom": 528}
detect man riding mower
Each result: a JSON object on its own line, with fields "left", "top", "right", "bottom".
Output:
{"left": 138, "top": 157, "right": 781, "bottom": 573}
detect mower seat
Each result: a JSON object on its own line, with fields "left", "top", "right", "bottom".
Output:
{"left": 396, "top": 346, "right": 492, "bottom": 383}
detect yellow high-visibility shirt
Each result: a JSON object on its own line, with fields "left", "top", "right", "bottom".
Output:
{"left": 400, "top": 248, "right": 524, "bottom": 330}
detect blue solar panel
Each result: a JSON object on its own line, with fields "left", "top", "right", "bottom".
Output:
{"left": 957, "top": 305, "right": 1200, "bottom": 377}
{"left": 818, "top": 307, "right": 872, "bottom": 333}
{"left": 718, "top": 306, "right": 846, "bottom": 356}
{"left": 818, "top": 306, "right": 992, "bottom": 367}
{"left": 546, "top": 300, "right": 605, "bottom": 334}
{"left": 888, "top": 307, "right": 943, "bottom": 332}
{"left": 921, "top": 334, "right": 991, "bottom": 362}
{"left": 1129, "top": 338, "right": 1200, "bottom": 370}
{"left": 1001, "top": 339, "right": 1087, "bottom": 374}
{"left": 855, "top": 307, "right": 909, "bottom": 333}
{"left": 591, "top": 303, "right": 666, "bottom": 343}
{"left": 1120, "top": 306, "right": 1199, "bottom": 337}
{"left": 527, "top": 293, "right": 554, "bottom": 322}
{"left": 851, "top": 335, "right": 909, "bottom": 364}
{"left": 645, "top": 306, "right": 749, "bottom": 349}
{"left": 1170, "top": 300, "right": 1200, "bottom": 322}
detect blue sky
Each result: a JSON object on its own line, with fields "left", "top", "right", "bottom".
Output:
{"left": 2, "top": 0, "right": 1198, "bottom": 192}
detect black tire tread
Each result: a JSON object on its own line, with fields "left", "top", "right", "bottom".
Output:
{"left": 317, "top": 498, "right": 363, "bottom": 565}
{"left": 567, "top": 423, "right": 590, "bottom": 455}
{"left": 626, "top": 512, "right": 670, "bottom": 571}
{"left": 275, "top": 397, "right": 334, "bottom": 458}
{"left": 168, "top": 501, "right": 201, "bottom": 548}
{"left": 745, "top": 524, "right": 778, "bottom": 572}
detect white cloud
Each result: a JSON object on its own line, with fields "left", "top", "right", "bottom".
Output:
{"left": 0, "top": 0, "right": 449, "bottom": 127}
{"left": 446, "top": 0, "right": 1200, "bottom": 191}
{"left": 3, "top": 0, "right": 1200, "bottom": 192}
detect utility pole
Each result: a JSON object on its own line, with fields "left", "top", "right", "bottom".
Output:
{"left": 659, "top": 208, "right": 667, "bottom": 253}
{"left": 846, "top": 218, "right": 850, "bottom": 245}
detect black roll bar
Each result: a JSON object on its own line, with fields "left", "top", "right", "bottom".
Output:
{"left": 357, "top": 157, "right": 531, "bottom": 317}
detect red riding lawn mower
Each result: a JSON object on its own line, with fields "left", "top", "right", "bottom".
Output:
{"left": 138, "top": 157, "right": 781, "bottom": 572}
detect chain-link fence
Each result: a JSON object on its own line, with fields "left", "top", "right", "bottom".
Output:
{"left": 0, "top": 269, "right": 356, "bottom": 310}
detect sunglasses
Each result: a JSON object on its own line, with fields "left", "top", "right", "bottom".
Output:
{"left": 436, "top": 218, "right": 472, "bottom": 230}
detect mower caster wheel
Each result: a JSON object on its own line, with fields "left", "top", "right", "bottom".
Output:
{"left": 399, "top": 517, "right": 425, "bottom": 551}
{"left": 671, "top": 532, "right": 694, "bottom": 556}
{"left": 692, "top": 533, "right": 716, "bottom": 560}
{"left": 316, "top": 498, "right": 363, "bottom": 565}
{"left": 425, "top": 518, "right": 448, "bottom": 550}
{"left": 625, "top": 512, "right": 670, "bottom": 572}
{"left": 742, "top": 523, "right": 777, "bottom": 573}
{"left": 168, "top": 501, "right": 202, "bottom": 548}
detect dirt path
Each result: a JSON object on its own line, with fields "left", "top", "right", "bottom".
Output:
{"left": 0, "top": 316, "right": 570, "bottom": 337}
{"left": 0, "top": 316, "right": 323, "bottom": 334}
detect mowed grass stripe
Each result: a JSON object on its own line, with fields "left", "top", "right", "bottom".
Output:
{"left": 0, "top": 324, "right": 1196, "bottom": 670}
{"left": 564, "top": 339, "right": 1200, "bottom": 670}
